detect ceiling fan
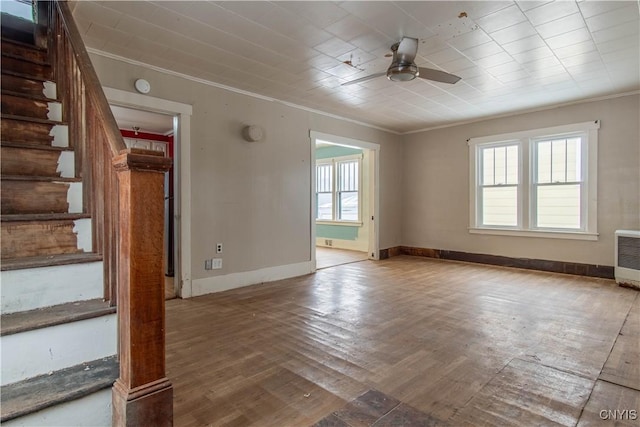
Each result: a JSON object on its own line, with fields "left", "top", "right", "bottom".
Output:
{"left": 342, "top": 37, "right": 461, "bottom": 86}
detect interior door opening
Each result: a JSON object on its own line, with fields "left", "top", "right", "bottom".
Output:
{"left": 310, "top": 131, "right": 380, "bottom": 271}
{"left": 110, "top": 105, "right": 177, "bottom": 299}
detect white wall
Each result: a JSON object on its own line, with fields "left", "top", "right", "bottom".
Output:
{"left": 402, "top": 94, "right": 640, "bottom": 266}
{"left": 88, "top": 53, "right": 403, "bottom": 295}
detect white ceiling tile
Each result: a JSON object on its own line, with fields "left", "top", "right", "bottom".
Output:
{"left": 73, "top": 2, "right": 123, "bottom": 29}
{"left": 314, "top": 37, "right": 357, "bottom": 57}
{"left": 585, "top": 3, "right": 639, "bottom": 33}
{"left": 485, "top": 60, "right": 525, "bottom": 76}
{"left": 278, "top": 1, "right": 349, "bottom": 28}
{"left": 524, "top": 1, "right": 580, "bottom": 26}
{"left": 462, "top": 40, "right": 504, "bottom": 60}
{"left": 474, "top": 51, "right": 514, "bottom": 68}
{"left": 497, "top": 69, "right": 532, "bottom": 83}
{"left": 324, "top": 15, "right": 372, "bottom": 41}
{"left": 490, "top": 21, "right": 537, "bottom": 44}
{"left": 521, "top": 55, "right": 563, "bottom": 72}
{"left": 591, "top": 20, "right": 639, "bottom": 45}
{"left": 535, "top": 13, "right": 586, "bottom": 39}
{"left": 423, "top": 48, "right": 467, "bottom": 65}
{"left": 438, "top": 56, "right": 477, "bottom": 73}
{"left": 595, "top": 35, "right": 640, "bottom": 54}
{"left": 447, "top": 28, "right": 492, "bottom": 50}
{"left": 559, "top": 51, "right": 603, "bottom": 68}
{"left": 432, "top": 16, "right": 478, "bottom": 39}
{"left": 502, "top": 34, "right": 546, "bottom": 55}
{"left": 516, "top": 1, "right": 553, "bottom": 12}
{"left": 578, "top": 0, "right": 631, "bottom": 19}
{"left": 324, "top": 62, "right": 362, "bottom": 79}
{"left": 552, "top": 40, "right": 597, "bottom": 59}
{"left": 544, "top": 27, "right": 592, "bottom": 50}
{"left": 475, "top": 4, "right": 527, "bottom": 33}
{"left": 394, "top": 1, "right": 471, "bottom": 28}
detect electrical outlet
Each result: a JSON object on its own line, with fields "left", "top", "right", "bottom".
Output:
{"left": 204, "top": 259, "right": 213, "bottom": 270}
{"left": 212, "top": 258, "right": 222, "bottom": 269}
{"left": 216, "top": 243, "right": 223, "bottom": 254}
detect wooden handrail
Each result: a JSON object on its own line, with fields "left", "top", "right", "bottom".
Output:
{"left": 45, "top": 1, "right": 174, "bottom": 424}
{"left": 54, "top": 1, "right": 125, "bottom": 157}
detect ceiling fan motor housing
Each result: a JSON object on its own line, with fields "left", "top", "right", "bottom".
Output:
{"left": 387, "top": 62, "right": 418, "bottom": 82}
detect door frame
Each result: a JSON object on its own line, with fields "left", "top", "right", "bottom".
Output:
{"left": 309, "top": 131, "right": 380, "bottom": 271}
{"left": 103, "top": 87, "right": 193, "bottom": 297}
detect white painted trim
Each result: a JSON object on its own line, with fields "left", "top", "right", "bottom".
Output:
{"left": 47, "top": 101, "right": 62, "bottom": 122}
{"left": 468, "top": 120, "right": 600, "bottom": 145}
{"left": 50, "top": 125, "right": 68, "bottom": 148}
{"left": 89, "top": 49, "right": 399, "bottom": 135}
{"left": 1, "top": 262, "right": 104, "bottom": 314}
{"left": 73, "top": 218, "right": 92, "bottom": 252}
{"left": 57, "top": 151, "right": 74, "bottom": 178}
{"left": 0, "top": 314, "right": 117, "bottom": 385}
{"left": 191, "top": 261, "right": 313, "bottom": 296}
{"left": 43, "top": 81, "right": 56, "bottom": 99}
{"left": 309, "top": 131, "right": 380, "bottom": 263}
{"left": 315, "top": 238, "right": 368, "bottom": 252}
{"left": 102, "top": 87, "right": 193, "bottom": 299}
{"left": 468, "top": 228, "right": 599, "bottom": 241}
{"left": 67, "top": 182, "right": 82, "bottom": 213}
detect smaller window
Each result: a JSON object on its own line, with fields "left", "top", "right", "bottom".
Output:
{"left": 315, "top": 155, "right": 361, "bottom": 223}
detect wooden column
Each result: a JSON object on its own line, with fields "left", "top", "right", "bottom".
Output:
{"left": 112, "top": 149, "right": 173, "bottom": 426}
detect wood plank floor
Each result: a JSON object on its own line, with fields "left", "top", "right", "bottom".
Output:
{"left": 316, "top": 247, "right": 369, "bottom": 270}
{"left": 165, "top": 256, "right": 639, "bottom": 426}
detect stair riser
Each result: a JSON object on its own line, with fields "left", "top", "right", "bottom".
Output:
{"left": 1, "top": 75, "right": 56, "bottom": 99}
{"left": 1, "top": 40, "right": 48, "bottom": 64}
{"left": 1, "top": 118, "right": 54, "bottom": 145}
{"left": 0, "top": 314, "right": 117, "bottom": 386}
{"left": 1, "top": 218, "right": 91, "bottom": 259}
{"left": 1, "top": 56, "right": 52, "bottom": 80}
{"left": 1, "top": 261, "right": 104, "bottom": 314}
{"left": 1, "top": 180, "right": 81, "bottom": 214}
{"left": 1, "top": 147, "right": 74, "bottom": 178}
{"left": 1, "top": 388, "right": 112, "bottom": 427}
{"left": 1, "top": 94, "right": 62, "bottom": 121}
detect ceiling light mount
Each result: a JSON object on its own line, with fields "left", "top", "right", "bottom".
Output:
{"left": 134, "top": 78, "right": 151, "bottom": 94}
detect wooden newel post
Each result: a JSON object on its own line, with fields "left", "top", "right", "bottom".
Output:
{"left": 111, "top": 149, "right": 173, "bottom": 426}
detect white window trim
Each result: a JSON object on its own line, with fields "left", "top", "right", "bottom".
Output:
{"left": 468, "top": 121, "right": 599, "bottom": 240}
{"left": 315, "top": 153, "right": 363, "bottom": 225}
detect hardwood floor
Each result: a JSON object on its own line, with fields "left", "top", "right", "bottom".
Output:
{"left": 165, "top": 256, "right": 639, "bottom": 426}
{"left": 316, "top": 247, "right": 369, "bottom": 270}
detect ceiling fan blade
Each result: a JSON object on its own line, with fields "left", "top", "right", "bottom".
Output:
{"left": 397, "top": 37, "right": 418, "bottom": 63}
{"left": 417, "top": 67, "right": 461, "bottom": 84}
{"left": 341, "top": 72, "right": 386, "bottom": 86}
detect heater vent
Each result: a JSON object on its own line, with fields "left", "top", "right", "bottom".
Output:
{"left": 615, "top": 230, "right": 640, "bottom": 289}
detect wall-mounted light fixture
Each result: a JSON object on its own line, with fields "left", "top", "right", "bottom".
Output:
{"left": 134, "top": 78, "right": 150, "bottom": 94}
{"left": 242, "top": 125, "right": 264, "bottom": 142}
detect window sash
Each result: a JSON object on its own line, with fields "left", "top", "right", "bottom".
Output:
{"left": 315, "top": 156, "right": 361, "bottom": 222}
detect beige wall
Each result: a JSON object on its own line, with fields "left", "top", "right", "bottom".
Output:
{"left": 89, "top": 54, "right": 403, "bottom": 290}
{"left": 401, "top": 94, "right": 640, "bottom": 266}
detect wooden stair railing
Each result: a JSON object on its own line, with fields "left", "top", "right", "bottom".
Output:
{"left": 43, "top": 1, "right": 173, "bottom": 425}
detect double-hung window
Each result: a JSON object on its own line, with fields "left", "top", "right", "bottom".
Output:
{"left": 469, "top": 121, "right": 599, "bottom": 240}
{"left": 316, "top": 155, "right": 361, "bottom": 223}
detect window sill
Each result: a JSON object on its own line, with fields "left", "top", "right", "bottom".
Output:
{"left": 317, "top": 220, "right": 363, "bottom": 227}
{"left": 468, "top": 227, "right": 598, "bottom": 241}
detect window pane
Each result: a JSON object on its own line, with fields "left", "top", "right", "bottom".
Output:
{"left": 506, "top": 145, "right": 519, "bottom": 185}
{"left": 494, "top": 146, "right": 506, "bottom": 185}
{"left": 482, "top": 186, "right": 517, "bottom": 226}
{"left": 482, "top": 147, "right": 494, "bottom": 185}
{"left": 536, "top": 184, "right": 581, "bottom": 229}
{"left": 339, "top": 192, "right": 358, "bottom": 221}
{"left": 537, "top": 141, "right": 551, "bottom": 184}
{"left": 316, "top": 164, "right": 332, "bottom": 192}
{"left": 551, "top": 139, "right": 567, "bottom": 182}
{"left": 338, "top": 161, "right": 358, "bottom": 191}
{"left": 317, "top": 193, "right": 333, "bottom": 220}
{"left": 566, "top": 137, "right": 581, "bottom": 182}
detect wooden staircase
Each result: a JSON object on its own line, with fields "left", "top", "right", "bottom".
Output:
{"left": 0, "top": 10, "right": 118, "bottom": 426}
{"left": 1, "top": 2, "right": 173, "bottom": 425}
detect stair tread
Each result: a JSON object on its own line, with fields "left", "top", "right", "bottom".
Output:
{"left": 1, "top": 37, "right": 46, "bottom": 53}
{"left": 1, "top": 113, "right": 65, "bottom": 125}
{"left": 1, "top": 89, "right": 59, "bottom": 103}
{"left": 1, "top": 69, "right": 50, "bottom": 83}
{"left": 0, "top": 356, "right": 118, "bottom": 422}
{"left": 0, "top": 140, "right": 72, "bottom": 151}
{"left": 1, "top": 174, "right": 81, "bottom": 183}
{"left": 1, "top": 253, "right": 103, "bottom": 271}
{"left": 1, "top": 50, "right": 50, "bottom": 67}
{"left": 1, "top": 298, "right": 115, "bottom": 337}
{"left": 1, "top": 213, "right": 91, "bottom": 222}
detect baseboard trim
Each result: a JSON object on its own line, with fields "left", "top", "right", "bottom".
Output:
{"left": 191, "top": 261, "right": 313, "bottom": 297}
{"left": 380, "top": 246, "right": 614, "bottom": 279}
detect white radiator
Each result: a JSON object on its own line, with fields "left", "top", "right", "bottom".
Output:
{"left": 615, "top": 230, "right": 640, "bottom": 289}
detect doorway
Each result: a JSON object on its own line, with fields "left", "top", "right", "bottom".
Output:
{"left": 309, "top": 131, "right": 380, "bottom": 271}
{"left": 104, "top": 87, "right": 193, "bottom": 299}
